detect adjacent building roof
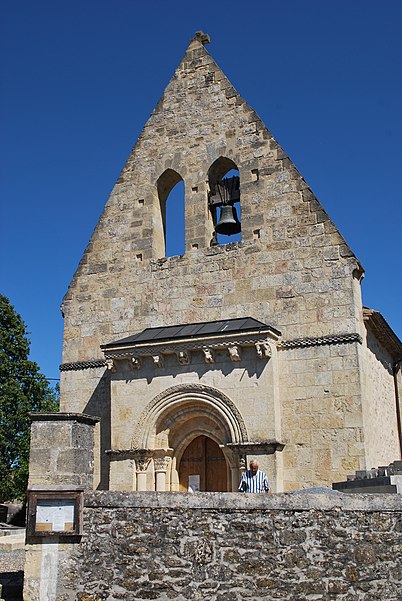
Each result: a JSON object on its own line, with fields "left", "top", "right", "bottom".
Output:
{"left": 363, "top": 307, "right": 402, "bottom": 362}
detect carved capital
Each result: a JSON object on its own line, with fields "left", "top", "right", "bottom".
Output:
{"left": 133, "top": 449, "right": 153, "bottom": 472}
{"left": 153, "top": 455, "right": 171, "bottom": 472}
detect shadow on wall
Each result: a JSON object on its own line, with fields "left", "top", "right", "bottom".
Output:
{"left": 366, "top": 328, "right": 393, "bottom": 374}
{"left": 116, "top": 348, "right": 268, "bottom": 386}
{"left": 84, "top": 371, "right": 111, "bottom": 490}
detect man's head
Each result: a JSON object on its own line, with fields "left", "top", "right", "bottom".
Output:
{"left": 249, "top": 460, "right": 258, "bottom": 474}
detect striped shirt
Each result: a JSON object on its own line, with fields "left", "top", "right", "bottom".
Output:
{"left": 238, "top": 469, "right": 270, "bottom": 493}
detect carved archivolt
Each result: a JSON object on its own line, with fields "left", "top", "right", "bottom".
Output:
{"left": 133, "top": 383, "right": 248, "bottom": 449}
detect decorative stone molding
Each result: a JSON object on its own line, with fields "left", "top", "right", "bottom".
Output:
{"left": 30, "top": 412, "right": 100, "bottom": 426}
{"left": 60, "top": 359, "right": 107, "bottom": 372}
{"left": 105, "top": 448, "right": 138, "bottom": 458}
{"left": 103, "top": 336, "right": 277, "bottom": 359}
{"left": 279, "top": 332, "right": 362, "bottom": 350}
{"left": 226, "top": 441, "right": 285, "bottom": 455}
{"left": 101, "top": 323, "right": 280, "bottom": 372}
{"left": 60, "top": 333, "right": 362, "bottom": 373}
{"left": 133, "top": 383, "right": 248, "bottom": 449}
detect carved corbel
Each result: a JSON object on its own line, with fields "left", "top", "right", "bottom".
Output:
{"left": 152, "top": 354, "right": 164, "bottom": 368}
{"left": 106, "top": 358, "right": 117, "bottom": 373}
{"left": 177, "top": 350, "right": 190, "bottom": 365}
{"left": 203, "top": 348, "right": 215, "bottom": 364}
{"left": 228, "top": 345, "right": 241, "bottom": 362}
{"left": 255, "top": 342, "right": 272, "bottom": 359}
{"left": 130, "top": 356, "right": 141, "bottom": 370}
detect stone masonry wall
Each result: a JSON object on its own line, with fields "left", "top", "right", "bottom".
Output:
{"left": 60, "top": 36, "right": 362, "bottom": 372}
{"left": 57, "top": 34, "right": 395, "bottom": 492}
{"left": 360, "top": 328, "right": 400, "bottom": 467}
{"left": 24, "top": 492, "right": 402, "bottom": 601}
{"left": 279, "top": 342, "right": 366, "bottom": 488}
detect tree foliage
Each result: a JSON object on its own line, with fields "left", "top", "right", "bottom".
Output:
{"left": 0, "top": 294, "right": 59, "bottom": 502}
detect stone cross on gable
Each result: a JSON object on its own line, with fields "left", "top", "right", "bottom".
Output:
{"left": 195, "top": 31, "right": 210, "bottom": 45}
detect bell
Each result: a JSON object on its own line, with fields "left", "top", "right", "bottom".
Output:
{"left": 215, "top": 204, "right": 241, "bottom": 236}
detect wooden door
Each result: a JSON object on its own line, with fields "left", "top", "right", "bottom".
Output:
{"left": 179, "top": 435, "right": 227, "bottom": 492}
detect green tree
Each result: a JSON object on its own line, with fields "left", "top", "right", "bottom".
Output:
{"left": 0, "top": 294, "right": 59, "bottom": 502}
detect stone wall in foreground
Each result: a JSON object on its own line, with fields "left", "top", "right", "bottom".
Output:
{"left": 24, "top": 492, "right": 402, "bottom": 601}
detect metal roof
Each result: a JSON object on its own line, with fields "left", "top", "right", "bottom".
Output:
{"left": 102, "top": 317, "right": 280, "bottom": 349}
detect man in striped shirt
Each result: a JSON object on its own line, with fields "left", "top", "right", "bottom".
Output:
{"left": 238, "top": 460, "right": 271, "bottom": 493}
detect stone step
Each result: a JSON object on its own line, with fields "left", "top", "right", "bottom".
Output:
{"left": 0, "top": 527, "right": 25, "bottom": 538}
{"left": 0, "top": 534, "right": 25, "bottom": 551}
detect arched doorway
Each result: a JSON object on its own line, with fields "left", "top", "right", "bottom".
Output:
{"left": 179, "top": 435, "right": 228, "bottom": 492}
{"left": 133, "top": 383, "right": 249, "bottom": 491}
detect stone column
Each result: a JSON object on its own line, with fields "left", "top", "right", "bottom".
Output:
{"left": 153, "top": 450, "right": 172, "bottom": 491}
{"left": 134, "top": 451, "right": 152, "bottom": 491}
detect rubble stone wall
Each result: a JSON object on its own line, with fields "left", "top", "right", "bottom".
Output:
{"left": 24, "top": 492, "right": 402, "bottom": 601}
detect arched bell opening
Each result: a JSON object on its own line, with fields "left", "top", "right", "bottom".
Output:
{"left": 208, "top": 157, "right": 241, "bottom": 246}
{"left": 156, "top": 169, "right": 185, "bottom": 257}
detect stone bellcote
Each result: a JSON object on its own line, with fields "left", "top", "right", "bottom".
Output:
{"left": 64, "top": 30, "right": 357, "bottom": 286}
{"left": 62, "top": 31, "right": 363, "bottom": 359}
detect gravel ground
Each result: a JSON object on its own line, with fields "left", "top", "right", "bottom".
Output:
{"left": 0, "top": 549, "right": 24, "bottom": 574}
{"left": 0, "top": 551, "right": 24, "bottom": 601}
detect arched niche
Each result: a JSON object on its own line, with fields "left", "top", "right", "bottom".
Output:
{"left": 208, "top": 157, "right": 241, "bottom": 245}
{"left": 155, "top": 169, "right": 185, "bottom": 257}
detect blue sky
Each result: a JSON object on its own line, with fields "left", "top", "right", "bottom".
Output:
{"left": 1, "top": 0, "right": 401, "bottom": 382}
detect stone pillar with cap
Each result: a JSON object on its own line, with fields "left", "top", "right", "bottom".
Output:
{"left": 29, "top": 412, "right": 100, "bottom": 491}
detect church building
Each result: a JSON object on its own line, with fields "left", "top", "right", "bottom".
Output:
{"left": 57, "top": 32, "right": 402, "bottom": 493}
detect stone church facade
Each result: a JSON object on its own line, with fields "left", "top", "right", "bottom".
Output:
{"left": 57, "top": 32, "right": 401, "bottom": 494}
